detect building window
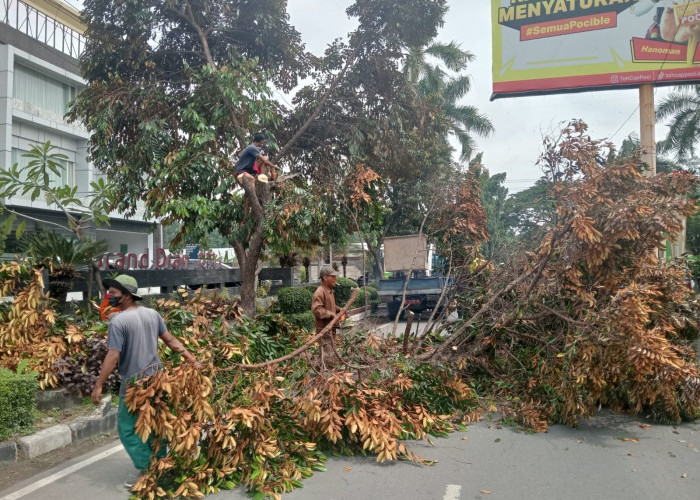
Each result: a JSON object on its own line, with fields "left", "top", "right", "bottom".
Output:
{"left": 13, "top": 64, "right": 77, "bottom": 120}
{"left": 11, "top": 147, "right": 75, "bottom": 199}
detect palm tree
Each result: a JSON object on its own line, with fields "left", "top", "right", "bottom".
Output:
{"left": 402, "top": 41, "right": 494, "bottom": 161}
{"left": 23, "top": 230, "right": 108, "bottom": 309}
{"left": 656, "top": 85, "right": 700, "bottom": 162}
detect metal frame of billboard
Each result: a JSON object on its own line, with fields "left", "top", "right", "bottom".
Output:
{"left": 492, "top": 0, "right": 700, "bottom": 100}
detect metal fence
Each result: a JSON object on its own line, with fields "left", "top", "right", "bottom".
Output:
{"left": 72, "top": 267, "right": 297, "bottom": 298}
{"left": 1, "top": 0, "right": 84, "bottom": 59}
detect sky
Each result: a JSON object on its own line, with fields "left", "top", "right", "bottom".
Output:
{"left": 286, "top": 1, "right": 674, "bottom": 194}
{"left": 64, "top": 0, "right": 672, "bottom": 194}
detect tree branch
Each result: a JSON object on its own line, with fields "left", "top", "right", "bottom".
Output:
{"left": 274, "top": 51, "right": 356, "bottom": 163}
{"left": 220, "top": 289, "right": 358, "bottom": 371}
{"left": 180, "top": 0, "right": 215, "bottom": 67}
{"left": 423, "top": 239, "right": 561, "bottom": 361}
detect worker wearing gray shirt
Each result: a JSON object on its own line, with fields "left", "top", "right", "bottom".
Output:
{"left": 91, "top": 274, "right": 201, "bottom": 487}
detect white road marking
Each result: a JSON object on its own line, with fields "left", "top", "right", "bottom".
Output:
{"left": 0, "top": 444, "right": 125, "bottom": 500}
{"left": 443, "top": 484, "right": 462, "bottom": 500}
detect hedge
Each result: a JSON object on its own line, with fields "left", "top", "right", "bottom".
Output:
{"left": 285, "top": 311, "right": 315, "bottom": 332}
{"left": 350, "top": 286, "right": 380, "bottom": 312}
{"left": 277, "top": 287, "right": 314, "bottom": 314}
{"left": 355, "top": 288, "right": 366, "bottom": 308}
{"left": 366, "top": 286, "right": 380, "bottom": 312}
{"left": 0, "top": 367, "right": 37, "bottom": 440}
{"left": 334, "top": 277, "right": 358, "bottom": 307}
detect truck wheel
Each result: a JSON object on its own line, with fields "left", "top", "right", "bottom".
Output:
{"left": 387, "top": 301, "right": 400, "bottom": 320}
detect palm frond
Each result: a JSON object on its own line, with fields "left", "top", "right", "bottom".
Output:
{"left": 424, "top": 41, "right": 474, "bottom": 72}
{"left": 445, "top": 104, "right": 495, "bottom": 137}
{"left": 443, "top": 75, "right": 471, "bottom": 102}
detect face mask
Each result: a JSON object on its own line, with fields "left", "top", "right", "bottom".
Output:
{"left": 108, "top": 294, "right": 122, "bottom": 307}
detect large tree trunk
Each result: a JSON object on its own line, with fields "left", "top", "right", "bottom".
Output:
{"left": 234, "top": 177, "right": 269, "bottom": 317}
{"left": 239, "top": 257, "right": 258, "bottom": 316}
{"left": 365, "top": 239, "right": 384, "bottom": 278}
{"left": 303, "top": 257, "right": 311, "bottom": 283}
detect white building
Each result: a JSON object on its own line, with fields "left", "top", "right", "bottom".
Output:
{"left": 0, "top": 0, "right": 158, "bottom": 257}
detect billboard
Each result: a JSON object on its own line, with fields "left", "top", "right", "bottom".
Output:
{"left": 492, "top": 0, "right": 700, "bottom": 99}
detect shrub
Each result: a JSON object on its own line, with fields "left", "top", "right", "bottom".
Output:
{"left": 0, "top": 367, "right": 37, "bottom": 439}
{"left": 366, "top": 286, "right": 380, "bottom": 312}
{"left": 305, "top": 285, "right": 317, "bottom": 294}
{"left": 350, "top": 287, "right": 380, "bottom": 312}
{"left": 334, "top": 277, "right": 358, "bottom": 307}
{"left": 277, "top": 287, "right": 314, "bottom": 314}
{"left": 53, "top": 336, "right": 120, "bottom": 396}
{"left": 285, "top": 311, "right": 316, "bottom": 332}
{"left": 354, "top": 289, "right": 366, "bottom": 308}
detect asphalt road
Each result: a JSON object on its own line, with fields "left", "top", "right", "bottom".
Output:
{"left": 373, "top": 311, "right": 460, "bottom": 339}
{"left": 1, "top": 411, "right": 698, "bottom": 500}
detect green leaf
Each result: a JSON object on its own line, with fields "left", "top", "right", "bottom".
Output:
{"left": 15, "top": 220, "right": 26, "bottom": 239}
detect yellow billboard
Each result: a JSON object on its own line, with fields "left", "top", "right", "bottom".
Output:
{"left": 492, "top": 0, "right": 700, "bottom": 99}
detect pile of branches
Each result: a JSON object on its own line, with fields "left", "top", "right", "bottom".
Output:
{"left": 429, "top": 121, "right": 700, "bottom": 429}
{"left": 0, "top": 262, "right": 67, "bottom": 388}
{"left": 121, "top": 289, "right": 480, "bottom": 499}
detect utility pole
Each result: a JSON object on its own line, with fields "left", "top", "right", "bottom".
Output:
{"left": 640, "top": 84, "right": 685, "bottom": 257}
{"left": 639, "top": 84, "right": 656, "bottom": 176}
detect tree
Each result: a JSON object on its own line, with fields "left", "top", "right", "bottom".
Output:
{"left": 265, "top": 0, "right": 463, "bottom": 277}
{"left": 403, "top": 41, "right": 494, "bottom": 161}
{"left": 22, "top": 230, "right": 107, "bottom": 309}
{"left": 657, "top": 85, "right": 700, "bottom": 162}
{"left": 0, "top": 143, "right": 114, "bottom": 239}
{"left": 502, "top": 178, "right": 556, "bottom": 248}
{"left": 71, "top": 0, "right": 453, "bottom": 316}
{"left": 0, "top": 143, "right": 115, "bottom": 300}
{"left": 470, "top": 156, "right": 512, "bottom": 259}
{"left": 429, "top": 120, "right": 700, "bottom": 428}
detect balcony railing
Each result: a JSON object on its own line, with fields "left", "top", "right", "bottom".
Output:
{"left": 1, "top": 0, "right": 84, "bottom": 59}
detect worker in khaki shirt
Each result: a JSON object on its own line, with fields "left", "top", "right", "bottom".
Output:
{"left": 312, "top": 265, "right": 345, "bottom": 364}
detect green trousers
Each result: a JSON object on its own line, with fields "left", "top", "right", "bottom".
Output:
{"left": 117, "top": 399, "right": 166, "bottom": 470}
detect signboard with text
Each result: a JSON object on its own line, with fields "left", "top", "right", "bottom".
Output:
{"left": 492, "top": 0, "right": 700, "bottom": 99}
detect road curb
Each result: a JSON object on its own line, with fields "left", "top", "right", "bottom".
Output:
{"left": 69, "top": 408, "right": 118, "bottom": 442}
{"left": 0, "top": 395, "right": 116, "bottom": 464}
{"left": 0, "top": 440, "right": 16, "bottom": 463}
{"left": 17, "top": 425, "right": 72, "bottom": 459}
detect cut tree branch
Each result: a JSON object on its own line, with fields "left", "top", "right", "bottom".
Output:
{"left": 220, "top": 289, "right": 358, "bottom": 371}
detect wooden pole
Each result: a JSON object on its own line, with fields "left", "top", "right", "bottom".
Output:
{"left": 640, "top": 84, "right": 686, "bottom": 257}
{"left": 402, "top": 310, "right": 415, "bottom": 354}
{"left": 639, "top": 84, "right": 656, "bottom": 176}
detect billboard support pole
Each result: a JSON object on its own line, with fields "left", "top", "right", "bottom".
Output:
{"left": 639, "top": 83, "right": 685, "bottom": 257}
{"left": 639, "top": 83, "right": 656, "bottom": 176}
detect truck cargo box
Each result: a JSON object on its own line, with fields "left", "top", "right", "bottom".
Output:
{"left": 383, "top": 235, "right": 429, "bottom": 272}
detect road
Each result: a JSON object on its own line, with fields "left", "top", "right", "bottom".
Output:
{"left": 1, "top": 411, "right": 698, "bottom": 500}
{"left": 372, "top": 311, "right": 460, "bottom": 339}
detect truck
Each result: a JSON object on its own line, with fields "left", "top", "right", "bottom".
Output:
{"left": 377, "top": 235, "right": 450, "bottom": 320}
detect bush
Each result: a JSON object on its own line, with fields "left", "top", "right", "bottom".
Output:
{"left": 355, "top": 288, "right": 366, "bottom": 308}
{"left": 277, "top": 287, "right": 314, "bottom": 314}
{"left": 305, "top": 285, "right": 317, "bottom": 294}
{"left": 0, "top": 367, "right": 37, "bottom": 439}
{"left": 366, "top": 286, "right": 380, "bottom": 312}
{"left": 334, "top": 277, "right": 358, "bottom": 307}
{"left": 285, "top": 311, "right": 315, "bottom": 332}
{"left": 54, "top": 336, "right": 120, "bottom": 396}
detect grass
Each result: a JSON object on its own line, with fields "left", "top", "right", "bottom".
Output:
{"left": 8, "top": 397, "right": 103, "bottom": 439}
